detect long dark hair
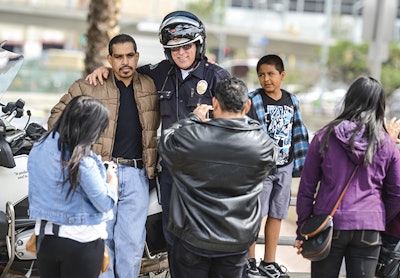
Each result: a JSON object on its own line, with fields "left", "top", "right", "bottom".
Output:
{"left": 42, "top": 95, "right": 109, "bottom": 198}
{"left": 320, "top": 76, "right": 386, "bottom": 165}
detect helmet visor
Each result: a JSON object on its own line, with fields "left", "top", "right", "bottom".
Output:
{"left": 163, "top": 36, "right": 202, "bottom": 49}
{"left": 159, "top": 16, "right": 204, "bottom": 47}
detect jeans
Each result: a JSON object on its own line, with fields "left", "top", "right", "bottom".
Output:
{"left": 100, "top": 165, "right": 149, "bottom": 278}
{"left": 311, "top": 230, "right": 381, "bottom": 278}
{"left": 171, "top": 238, "right": 247, "bottom": 278}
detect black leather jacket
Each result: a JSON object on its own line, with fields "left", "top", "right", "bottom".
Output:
{"left": 159, "top": 114, "right": 277, "bottom": 253}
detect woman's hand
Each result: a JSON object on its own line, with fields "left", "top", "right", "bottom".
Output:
{"left": 293, "top": 239, "right": 304, "bottom": 255}
{"left": 85, "top": 66, "right": 110, "bottom": 86}
{"left": 105, "top": 161, "right": 118, "bottom": 195}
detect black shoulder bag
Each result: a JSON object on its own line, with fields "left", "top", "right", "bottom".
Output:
{"left": 300, "top": 165, "right": 359, "bottom": 261}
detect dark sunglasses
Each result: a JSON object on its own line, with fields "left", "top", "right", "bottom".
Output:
{"left": 171, "top": 43, "right": 193, "bottom": 52}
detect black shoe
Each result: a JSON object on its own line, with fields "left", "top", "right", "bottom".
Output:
{"left": 246, "top": 258, "right": 260, "bottom": 277}
{"left": 258, "top": 261, "right": 290, "bottom": 278}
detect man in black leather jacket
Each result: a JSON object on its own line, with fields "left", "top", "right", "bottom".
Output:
{"left": 159, "top": 77, "right": 278, "bottom": 277}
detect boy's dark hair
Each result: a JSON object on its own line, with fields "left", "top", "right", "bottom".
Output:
{"left": 214, "top": 77, "right": 248, "bottom": 113}
{"left": 108, "top": 34, "right": 137, "bottom": 55}
{"left": 256, "top": 54, "right": 285, "bottom": 73}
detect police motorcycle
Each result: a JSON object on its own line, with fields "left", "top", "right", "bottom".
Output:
{"left": 0, "top": 41, "right": 169, "bottom": 277}
{"left": 0, "top": 41, "right": 46, "bottom": 277}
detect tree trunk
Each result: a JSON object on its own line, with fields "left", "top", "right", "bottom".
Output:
{"left": 84, "top": 0, "right": 121, "bottom": 75}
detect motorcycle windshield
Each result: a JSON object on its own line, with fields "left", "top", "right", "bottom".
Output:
{"left": 0, "top": 41, "right": 24, "bottom": 103}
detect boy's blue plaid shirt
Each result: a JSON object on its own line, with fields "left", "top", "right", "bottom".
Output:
{"left": 248, "top": 88, "right": 309, "bottom": 177}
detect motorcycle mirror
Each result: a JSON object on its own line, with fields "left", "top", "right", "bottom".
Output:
{"left": 0, "top": 41, "right": 24, "bottom": 102}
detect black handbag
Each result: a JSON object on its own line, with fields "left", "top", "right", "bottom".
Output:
{"left": 300, "top": 165, "right": 359, "bottom": 262}
{"left": 300, "top": 214, "right": 333, "bottom": 261}
{"left": 376, "top": 241, "right": 400, "bottom": 278}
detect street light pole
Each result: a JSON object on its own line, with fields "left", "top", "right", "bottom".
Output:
{"left": 362, "top": 0, "right": 397, "bottom": 80}
{"left": 320, "top": 0, "right": 333, "bottom": 90}
{"left": 352, "top": 0, "right": 363, "bottom": 44}
{"left": 213, "top": 0, "right": 227, "bottom": 64}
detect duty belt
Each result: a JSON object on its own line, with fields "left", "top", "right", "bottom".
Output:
{"left": 112, "top": 157, "right": 144, "bottom": 169}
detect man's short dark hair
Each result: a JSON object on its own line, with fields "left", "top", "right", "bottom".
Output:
{"left": 108, "top": 34, "right": 137, "bottom": 55}
{"left": 214, "top": 77, "right": 248, "bottom": 113}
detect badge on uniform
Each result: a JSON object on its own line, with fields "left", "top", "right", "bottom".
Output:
{"left": 196, "top": 80, "right": 208, "bottom": 95}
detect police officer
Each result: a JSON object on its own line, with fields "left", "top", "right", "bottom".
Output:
{"left": 139, "top": 11, "right": 231, "bottom": 247}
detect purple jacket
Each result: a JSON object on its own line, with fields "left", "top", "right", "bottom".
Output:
{"left": 296, "top": 120, "right": 400, "bottom": 239}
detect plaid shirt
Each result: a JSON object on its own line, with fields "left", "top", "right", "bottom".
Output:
{"left": 248, "top": 88, "right": 309, "bottom": 176}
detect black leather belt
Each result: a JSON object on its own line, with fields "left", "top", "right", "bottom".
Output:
{"left": 112, "top": 157, "right": 143, "bottom": 169}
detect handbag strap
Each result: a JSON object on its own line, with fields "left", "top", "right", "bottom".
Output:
{"left": 36, "top": 220, "right": 60, "bottom": 254}
{"left": 329, "top": 165, "right": 359, "bottom": 217}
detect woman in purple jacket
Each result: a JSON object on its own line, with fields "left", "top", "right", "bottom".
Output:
{"left": 294, "top": 76, "right": 400, "bottom": 278}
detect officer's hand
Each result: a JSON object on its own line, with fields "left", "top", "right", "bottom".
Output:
{"left": 105, "top": 161, "right": 118, "bottom": 195}
{"left": 85, "top": 66, "right": 110, "bottom": 86}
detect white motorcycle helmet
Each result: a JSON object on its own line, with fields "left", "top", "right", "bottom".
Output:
{"left": 159, "top": 11, "right": 206, "bottom": 66}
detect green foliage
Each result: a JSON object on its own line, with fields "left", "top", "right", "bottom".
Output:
{"left": 327, "top": 41, "right": 369, "bottom": 85}
{"left": 381, "top": 43, "right": 400, "bottom": 95}
{"left": 186, "top": 0, "right": 217, "bottom": 22}
{"left": 327, "top": 41, "right": 400, "bottom": 95}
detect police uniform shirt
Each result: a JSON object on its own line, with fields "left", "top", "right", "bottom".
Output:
{"left": 137, "top": 59, "right": 231, "bottom": 130}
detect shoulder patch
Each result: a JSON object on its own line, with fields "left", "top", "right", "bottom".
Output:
{"left": 149, "top": 63, "right": 161, "bottom": 70}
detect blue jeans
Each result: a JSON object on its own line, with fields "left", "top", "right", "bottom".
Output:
{"left": 311, "top": 230, "right": 381, "bottom": 278}
{"left": 100, "top": 166, "right": 149, "bottom": 278}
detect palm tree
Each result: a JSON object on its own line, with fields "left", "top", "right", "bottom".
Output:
{"left": 84, "top": 0, "right": 121, "bottom": 75}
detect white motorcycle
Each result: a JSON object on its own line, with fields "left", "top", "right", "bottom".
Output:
{"left": 0, "top": 41, "right": 169, "bottom": 278}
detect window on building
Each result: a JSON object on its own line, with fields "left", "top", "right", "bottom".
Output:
{"left": 304, "top": 0, "right": 324, "bottom": 13}
{"left": 229, "top": 0, "right": 400, "bottom": 17}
